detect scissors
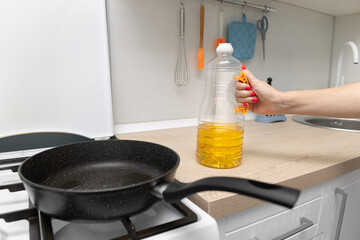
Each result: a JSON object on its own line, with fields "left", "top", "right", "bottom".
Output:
{"left": 257, "top": 16, "right": 268, "bottom": 61}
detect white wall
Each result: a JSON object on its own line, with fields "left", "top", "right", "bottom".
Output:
{"left": 330, "top": 13, "right": 360, "bottom": 87}
{"left": 107, "top": 0, "right": 334, "bottom": 125}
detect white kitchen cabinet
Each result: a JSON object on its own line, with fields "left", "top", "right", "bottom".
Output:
{"left": 217, "top": 168, "right": 360, "bottom": 240}
{"left": 224, "top": 198, "right": 320, "bottom": 240}
{"left": 217, "top": 183, "right": 324, "bottom": 240}
{"left": 275, "top": 0, "right": 360, "bottom": 16}
{"left": 225, "top": 198, "right": 321, "bottom": 240}
{"left": 316, "top": 168, "right": 360, "bottom": 240}
{"left": 332, "top": 179, "right": 360, "bottom": 240}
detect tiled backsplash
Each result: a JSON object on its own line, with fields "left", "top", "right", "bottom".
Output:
{"left": 107, "top": 0, "right": 333, "bottom": 126}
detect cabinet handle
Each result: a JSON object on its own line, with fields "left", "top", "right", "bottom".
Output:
{"left": 334, "top": 188, "right": 348, "bottom": 240}
{"left": 252, "top": 217, "right": 313, "bottom": 240}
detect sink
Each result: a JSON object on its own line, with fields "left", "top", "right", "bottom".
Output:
{"left": 292, "top": 115, "right": 360, "bottom": 132}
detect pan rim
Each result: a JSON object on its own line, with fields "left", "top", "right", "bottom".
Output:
{"left": 18, "top": 139, "right": 180, "bottom": 194}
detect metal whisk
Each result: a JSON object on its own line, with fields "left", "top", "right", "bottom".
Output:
{"left": 175, "top": 2, "right": 190, "bottom": 87}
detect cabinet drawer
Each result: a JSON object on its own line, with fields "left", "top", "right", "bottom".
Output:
{"left": 225, "top": 197, "right": 321, "bottom": 240}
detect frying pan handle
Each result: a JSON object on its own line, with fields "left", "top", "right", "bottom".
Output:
{"left": 162, "top": 177, "right": 300, "bottom": 208}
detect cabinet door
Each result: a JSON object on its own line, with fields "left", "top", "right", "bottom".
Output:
{"left": 334, "top": 179, "right": 360, "bottom": 240}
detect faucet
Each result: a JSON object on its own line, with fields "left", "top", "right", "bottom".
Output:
{"left": 333, "top": 41, "right": 359, "bottom": 87}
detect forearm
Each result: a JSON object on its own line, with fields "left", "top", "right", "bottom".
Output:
{"left": 277, "top": 82, "right": 360, "bottom": 118}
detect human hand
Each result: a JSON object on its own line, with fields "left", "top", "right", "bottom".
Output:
{"left": 235, "top": 65, "right": 283, "bottom": 115}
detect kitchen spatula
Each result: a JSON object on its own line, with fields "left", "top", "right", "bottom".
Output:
{"left": 198, "top": 3, "right": 205, "bottom": 70}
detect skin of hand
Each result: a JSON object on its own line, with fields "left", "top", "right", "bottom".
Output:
{"left": 236, "top": 68, "right": 360, "bottom": 118}
{"left": 235, "top": 69, "right": 283, "bottom": 115}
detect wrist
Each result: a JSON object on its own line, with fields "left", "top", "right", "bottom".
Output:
{"left": 274, "top": 91, "right": 294, "bottom": 114}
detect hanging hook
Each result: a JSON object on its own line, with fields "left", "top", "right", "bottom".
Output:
{"left": 220, "top": 0, "right": 224, "bottom": 10}
{"left": 263, "top": 6, "right": 268, "bottom": 15}
{"left": 242, "top": 1, "right": 247, "bottom": 14}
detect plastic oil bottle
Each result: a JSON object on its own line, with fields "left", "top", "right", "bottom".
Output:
{"left": 196, "top": 43, "right": 244, "bottom": 169}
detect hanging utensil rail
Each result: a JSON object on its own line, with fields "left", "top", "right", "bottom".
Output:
{"left": 215, "top": 0, "right": 276, "bottom": 13}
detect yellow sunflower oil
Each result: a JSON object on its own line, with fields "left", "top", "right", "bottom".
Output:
{"left": 196, "top": 121, "right": 244, "bottom": 169}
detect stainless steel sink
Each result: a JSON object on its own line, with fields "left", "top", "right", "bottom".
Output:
{"left": 292, "top": 115, "right": 360, "bottom": 132}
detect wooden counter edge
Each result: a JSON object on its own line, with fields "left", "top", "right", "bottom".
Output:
{"left": 187, "top": 156, "right": 360, "bottom": 219}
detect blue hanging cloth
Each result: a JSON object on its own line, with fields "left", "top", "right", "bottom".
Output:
{"left": 229, "top": 13, "right": 257, "bottom": 60}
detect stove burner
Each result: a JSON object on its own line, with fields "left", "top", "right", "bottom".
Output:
{"left": 0, "top": 161, "right": 198, "bottom": 240}
{"left": 121, "top": 218, "right": 138, "bottom": 240}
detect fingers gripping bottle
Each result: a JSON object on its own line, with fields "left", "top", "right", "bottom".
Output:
{"left": 196, "top": 43, "right": 245, "bottom": 169}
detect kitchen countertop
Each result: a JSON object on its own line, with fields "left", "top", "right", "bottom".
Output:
{"left": 115, "top": 118, "right": 360, "bottom": 219}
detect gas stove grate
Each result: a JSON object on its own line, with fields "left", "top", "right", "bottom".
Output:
{"left": 0, "top": 161, "right": 198, "bottom": 240}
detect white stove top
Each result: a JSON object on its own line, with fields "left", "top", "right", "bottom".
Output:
{"left": 0, "top": 154, "right": 220, "bottom": 240}
{"left": 0, "top": 148, "right": 50, "bottom": 161}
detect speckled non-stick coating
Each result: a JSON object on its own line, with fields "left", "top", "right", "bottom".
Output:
{"left": 18, "top": 140, "right": 179, "bottom": 222}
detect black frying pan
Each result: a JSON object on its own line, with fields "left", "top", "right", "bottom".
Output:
{"left": 18, "top": 140, "right": 300, "bottom": 222}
